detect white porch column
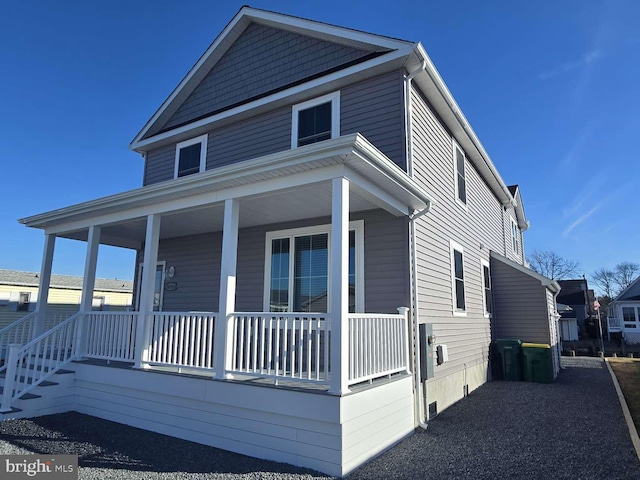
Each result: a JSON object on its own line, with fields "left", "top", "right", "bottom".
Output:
{"left": 76, "top": 226, "right": 101, "bottom": 357}
{"left": 214, "top": 198, "right": 239, "bottom": 379}
{"left": 34, "top": 234, "right": 56, "bottom": 337}
{"left": 134, "top": 214, "right": 161, "bottom": 369}
{"left": 329, "top": 177, "right": 350, "bottom": 395}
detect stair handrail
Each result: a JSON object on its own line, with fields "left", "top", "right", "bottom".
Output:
{"left": 0, "top": 311, "right": 37, "bottom": 354}
{"left": 0, "top": 312, "right": 81, "bottom": 412}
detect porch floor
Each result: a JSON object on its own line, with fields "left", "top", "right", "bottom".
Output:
{"left": 72, "top": 358, "right": 411, "bottom": 395}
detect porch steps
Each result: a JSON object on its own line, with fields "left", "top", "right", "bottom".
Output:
{"left": 0, "top": 367, "right": 76, "bottom": 420}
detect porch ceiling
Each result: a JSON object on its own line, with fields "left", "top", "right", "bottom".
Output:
{"left": 21, "top": 134, "right": 433, "bottom": 249}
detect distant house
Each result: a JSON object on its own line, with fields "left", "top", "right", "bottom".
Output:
{"left": 608, "top": 276, "right": 640, "bottom": 344}
{"left": 0, "top": 269, "right": 133, "bottom": 329}
{"left": 556, "top": 279, "right": 593, "bottom": 340}
{"left": 2, "top": 8, "right": 560, "bottom": 476}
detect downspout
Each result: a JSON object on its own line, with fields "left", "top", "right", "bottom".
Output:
{"left": 405, "top": 54, "right": 429, "bottom": 430}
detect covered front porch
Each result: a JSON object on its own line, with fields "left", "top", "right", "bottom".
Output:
{"left": 9, "top": 134, "right": 431, "bottom": 400}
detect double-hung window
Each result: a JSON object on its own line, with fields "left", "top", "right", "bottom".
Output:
{"left": 265, "top": 221, "right": 363, "bottom": 313}
{"left": 511, "top": 219, "right": 519, "bottom": 254}
{"left": 454, "top": 143, "right": 467, "bottom": 206}
{"left": 291, "top": 92, "right": 340, "bottom": 148}
{"left": 450, "top": 241, "right": 466, "bottom": 315}
{"left": 174, "top": 134, "right": 208, "bottom": 178}
{"left": 17, "top": 292, "right": 30, "bottom": 312}
{"left": 622, "top": 306, "right": 640, "bottom": 329}
{"left": 481, "top": 259, "right": 492, "bottom": 317}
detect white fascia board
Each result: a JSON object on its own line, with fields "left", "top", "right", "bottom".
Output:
{"left": 613, "top": 276, "right": 640, "bottom": 302}
{"left": 246, "top": 8, "right": 413, "bottom": 51}
{"left": 413, "top": 43, "right": 515, "bottom": 208}
{"left": 131, "top": 47, "right": 413, "bottom": 152}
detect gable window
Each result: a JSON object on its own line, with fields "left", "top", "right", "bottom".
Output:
{"left": 454, "top": 144, "right": 467, "bottom": 205}
{"left": 174, "top": 134, "right": 207, "bottom": 178}
{"left": 291, "top": 92, "right": 340, "bottom": 148}
{"left": 264, "top": 221, "right": 363, "bottom": 313}
{"left": 450, "top": 241, "right": 466, "bottom": 315}
{"left": 511, "top": 219, "right": 519, "bottom": 254}
{"left": 17, "top": 292, "right": 30, "bottom": 312}
{"left": 481, "top": 259, "right": 492, "bottom": 317}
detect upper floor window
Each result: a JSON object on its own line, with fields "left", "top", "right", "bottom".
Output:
{"left": 511, "top": 219, "right": 519, "bottom": 254}
{"left": 450, "top": 240, "right": 466, "bottom": 315}
{"left": 481, "top": 259, "right": 492, "bottom": 317}
{"left": 291, "top": 92, "right": 340, "bottom": 148}
{"left": 454, "top": 144, "right": 467, "bottom": 206}
{"left": 174, "top": 134, "right": 208, "bottom": 178}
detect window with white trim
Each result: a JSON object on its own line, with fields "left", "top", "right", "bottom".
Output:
{"left": 511, "top": 218, "right": 519, "bottom": 254}
{"left": 291, "top": 92, "right": 340, "bottom": 148}
{"left": 174, "top": 134, "right": 208, "bottom": 178}
{"left": 454, "top": 144, "right": 467, "bottom": 205}
{"left": 481, "top": 259, "right": 492, "bottom": 317}
{"left": 264, "top": 221, "right": 363, "bottom": 313}
{"left": 450, "top": 241, "right": 466, "bottom": 314}
{"left": 17, "top": 292, "right": 30, "bottom": 312}
{"left": 622, "top": 306, "right": 640, "bottom": 329}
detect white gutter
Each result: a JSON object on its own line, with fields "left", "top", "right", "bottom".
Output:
{"left": 404, "top": 50, "right": 429, "bottom": 430}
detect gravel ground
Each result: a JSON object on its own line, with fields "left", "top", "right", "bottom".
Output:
{"left": 0, "top": 357, "right": 638, "bottom": 479}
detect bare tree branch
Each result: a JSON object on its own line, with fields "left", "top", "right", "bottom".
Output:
{"left": 527, "top": 250, "right": 580, "bottom": 280}
{"left": 614, "top": 261, "right": 640, "bottom": 292}
{"left": 591, "top": 268, "right": 616, "bottom": 298}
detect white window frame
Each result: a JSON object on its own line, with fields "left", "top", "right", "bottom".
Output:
{"left": 480, "top": 258, "right": 492, "bottom": 318}
{"left": 263, "top": 220, "right": 364, "bottom": 313}
{"left": 622, "top": 305, "right": 640, "bottom": 329}
{"left": 17, "top": 292, "right": 31, "bottom": 312}
{"left": 174, "top": 134, "right": 208, "bottom": 179}
{"left": 511, "top": 218, "right": 519, "bottom": 254}
{"left": 453, "top": 140, "right": 467, "bottom": 209}
{"left": 450, "top": 240, "right": 466, "bottom": 316}
{"left": 291, "top": 91, "right": 340, "bottom": 149}
{"left": 136, "top": 260, "right": 166, "bottom": 311}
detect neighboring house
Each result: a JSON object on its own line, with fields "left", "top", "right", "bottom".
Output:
{"left": 608, "top": 275, "right": 640, "bottom": 344}
{"left": 556, "top": 279, "right": 593, "bottom": 340}
{"left": 2, "top": 8, "right": 560, "bottom": 477}
{"left": 0, "top": 269, "right": 133, "bottom": 329}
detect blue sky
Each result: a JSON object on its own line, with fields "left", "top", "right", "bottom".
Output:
{"left": 1, "top": 0, "right": 638, "bottom": 283}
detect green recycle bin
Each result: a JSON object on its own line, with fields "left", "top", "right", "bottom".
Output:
{"left": 495, "top": 339, "right": 523, "bottom": 381}
{"left": 521, "top": 343, "right": 554, "bottom": 383}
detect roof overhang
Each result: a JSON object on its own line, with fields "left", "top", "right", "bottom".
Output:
{"left": 490, "top": 251, "right": 561, "bottom": 294}
{"left": 20, "top": 134, "right": 433, "bottom": 248}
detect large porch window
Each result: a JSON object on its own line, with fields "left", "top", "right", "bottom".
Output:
{"left": 264, "top": 221, "right": 363, "bottom": 313}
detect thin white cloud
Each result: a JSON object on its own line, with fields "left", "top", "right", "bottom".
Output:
{"left": 538, "top": 49, "right": 604, "bottom": 80}
{"left": 562, "top": 202, "right": 603, "bottom": 237}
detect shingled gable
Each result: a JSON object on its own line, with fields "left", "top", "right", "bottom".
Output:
{"left": 131, "top": 6, "right": 413, "bottom": 147}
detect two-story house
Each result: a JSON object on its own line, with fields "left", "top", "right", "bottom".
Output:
{"left": 2, "top": 7, "right": 561, "bottom": 477}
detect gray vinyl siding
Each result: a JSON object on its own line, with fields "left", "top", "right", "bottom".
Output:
{"left": 146, "top": 209, "right": 408, "bottom": 314}
{"left": 619, "top": 279, "right": 640, "bottom": 301}
{"left": 410, "top": 83, "right": 506, "bottom": 380}
{"left": 143, "top": 71, "right": 407, "bottom": 185}
{"left": 341, "top": 70, "right": 406, "bottom": 169}
{"left": 490, "top": 256, "right": 550, "bottom": 344}
{"left": 162, "top": 22, "right": 374, "bottom": 131}
{"left": 144, "top": 144, "right": 175, "bottom": 186}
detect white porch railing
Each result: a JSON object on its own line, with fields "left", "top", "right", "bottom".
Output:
{"left": 0, "top": 312, "right": 37, "bottom": 358}
{"left": 0, "top": 313, "right": 80, "bottom": 412}
{"left": 148, "top": 312, "right": 217, "bottom": 370}
{"left": 607, "top": 317, "right": 622, "bottom": 332}
{"left": 348, "top": 313, "right": 410, "bottom": 385}
{"left": 85, "top": 312, "right": 138, "bottom": 362}
{"left": 229, "top": 313, "right": 330, "bottom": 383}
